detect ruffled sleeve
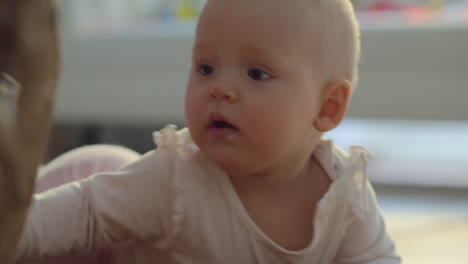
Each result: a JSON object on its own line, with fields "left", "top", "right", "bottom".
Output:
{"left": 343, "top": 146, "right": 373, "bottom": 220}
{"left": 153, "top": 125, "right": 199, "bottom": 158}
{"left": 151, "top": 125, "right": 196, "bottom": 249}
{"left": 330, "top": 144, "right": 401, "bottom": 263}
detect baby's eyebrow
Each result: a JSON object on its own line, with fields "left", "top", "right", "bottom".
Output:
{"left": 192, "top": 43, "right": 210, "bottom": 54}
{"left": 244, "top": 43, "right": 289, "bottom": 67}
{"left": 191, "top": 42, "right": 289, "bottom": 68}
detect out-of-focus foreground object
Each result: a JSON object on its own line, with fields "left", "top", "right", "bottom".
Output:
{"left": 0, "top": 0, "right": 59, "bottom": 263}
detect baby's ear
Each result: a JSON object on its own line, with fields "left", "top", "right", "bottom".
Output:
{"left": 314, "top": 80, "right": 350, "bottom": 132}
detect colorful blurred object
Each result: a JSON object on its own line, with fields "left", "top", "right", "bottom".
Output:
{"left": 405, "top": 5, "right": 431, "bottom": 25}
{"left": 72, "top": 0, "right": 468, "bottom": 36}
{"left": 175, "top": 0, "right": 198, "bottom": 19}
{"left": 352, "top": 0, "right": 468, "bottom": 28}
{"left": 427, "top": 0, "right": 444, "bottom": 10}
{"left": 367, "top": 0, "right": 402, "bottom": 11}
{"left": 464, "top": 6, "right": 468, "bottom": 22}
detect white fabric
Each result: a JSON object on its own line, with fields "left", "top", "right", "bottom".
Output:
{"left": 18, "top": 125, "right": 400, "bottom": 264}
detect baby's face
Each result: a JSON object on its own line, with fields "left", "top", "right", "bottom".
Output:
{"left": 185, "top": 0, "right": 325, "bottom": 176}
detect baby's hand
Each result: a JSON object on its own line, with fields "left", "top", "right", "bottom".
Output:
{"left": 0, "top": 0, "right": 59, "bottom": 263}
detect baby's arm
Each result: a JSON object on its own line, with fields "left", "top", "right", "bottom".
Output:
{"left": 17, "top": 149, "right": 175, "bottom": 261}
{"left": 334, "top": 182, "right": 401, "bottom": 264}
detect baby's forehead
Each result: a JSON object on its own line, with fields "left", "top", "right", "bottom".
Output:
{"left": 202, "top": 0, "right": 322, "bottom": 23}
{"left": 197, "top": 1, "right": 348, "bottom": 57}
{"left": 206, "top": 1, "right": 340, "bottom": 37}
{"left": 199, "top": 0, "right": 330, "bottom": 38}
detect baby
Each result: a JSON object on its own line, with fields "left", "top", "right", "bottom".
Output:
{"left": 18, "top": 0, "right": 401, "bottom": 263}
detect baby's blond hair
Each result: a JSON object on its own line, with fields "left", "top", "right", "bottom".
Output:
{"left": 310, "top": 0, "right": 361, "bottom": 92}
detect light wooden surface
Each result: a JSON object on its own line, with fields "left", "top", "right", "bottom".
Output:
{"left": 377, "top": 186, "right": 468, "bottom": 264}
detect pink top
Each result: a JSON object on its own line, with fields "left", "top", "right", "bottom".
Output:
{"left": 18, "top": 125, "right": 400, "bottom": 264}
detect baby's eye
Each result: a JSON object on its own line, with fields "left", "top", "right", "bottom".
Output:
{"left": 248, "top": 68, "right": 270, "bottom": 81}
{"left": 198, "top": 64, "right": 214, "bottom": 76}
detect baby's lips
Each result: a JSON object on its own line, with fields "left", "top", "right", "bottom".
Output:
{"left": 208, "top": 113, "right": 240, "bottom": 131}
{"left": 211, "top": 120, "right": 239, "bottom": 130}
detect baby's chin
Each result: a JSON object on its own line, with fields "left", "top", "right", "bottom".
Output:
{"left": 207, "top": 154, "right": 251, "bottom": 177}
{"left": 211, "top": 157, "right": 238, "bottom": 173}
{"left": 195, "top": 140, "right": 257, "bottom": 176}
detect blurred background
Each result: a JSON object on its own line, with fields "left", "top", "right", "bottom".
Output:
{"left": 47, "top": 0, "right": 467, "bottom": 262}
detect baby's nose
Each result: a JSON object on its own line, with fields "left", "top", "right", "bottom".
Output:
{"left": 209, "top": 84, "right": 237, "bottom": 103}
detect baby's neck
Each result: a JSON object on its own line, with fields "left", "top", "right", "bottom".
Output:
{"left": 229, "top": 148, "right": 325, "bottom": 200}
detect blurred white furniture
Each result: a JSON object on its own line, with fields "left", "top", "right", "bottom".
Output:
{"left": 327, "top": 119, "right": 468, "bottom": 187}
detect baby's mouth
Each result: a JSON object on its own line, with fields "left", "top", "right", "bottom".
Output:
{"left": 208, "top": 113, "right": 240, "bottom": 139}
{"left": 211, "top": 120, "right": 238, "bottom": 130}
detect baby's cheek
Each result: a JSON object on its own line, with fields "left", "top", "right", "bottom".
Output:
{"left": 185, "top": 93, "right": 205, "bottom": 124}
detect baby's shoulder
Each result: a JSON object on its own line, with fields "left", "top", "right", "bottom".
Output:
{"left": 122, "top": 125, "right": 203, "bottom": 173}
{"left": 315, "top": 139, "right": 372, "bottom": 179}
{"left": 315, "top": 139, "right": 375, "bottom": 219}
{"left": 152, "top": 125, "right": 197, "bottom": 155}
